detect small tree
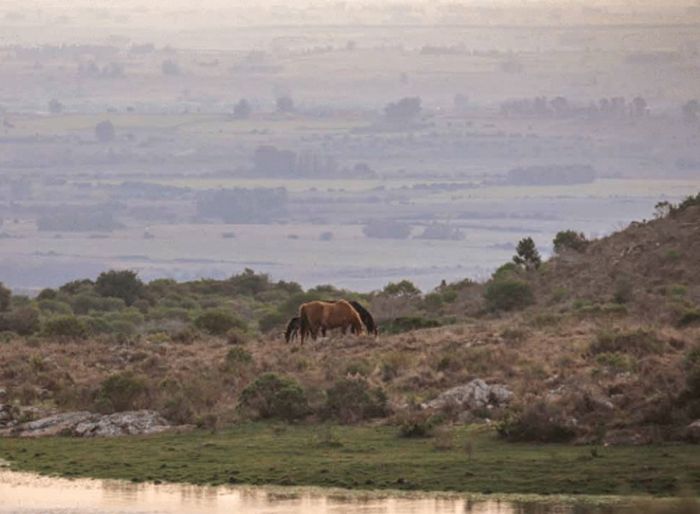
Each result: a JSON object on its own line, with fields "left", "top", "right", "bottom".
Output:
{"left": 484, "top": 279, "right": 534, "bottom": 311}
{"left": 195, "top": 309, "right": 246, "bottom": 335}
{"left": 382, "top": 280, "right": 421, "bottom": 297}
{"left": 95, "top": 120, "right": 115, "bottom": 143}
{"left": 513, "top": 237, "right": 541, "bottom": 270}
{"left": 0, "top": 282, "right": 10, "bottom": 312}
{"left": 384, "top": 97, "right": 422, "bottom": 123}
{"left": 238, "top": 373, "right": 308, "bottom": 421}
{"left": 48, "top": 98, "right": 64, "bottom": 114}
{"left": 43, "top": 316, "right": 88, "bottom": 339}
{"left": 95, "top": 270, "right": 143, "bottom": 306}
{"left": 553, "top": 230, "right": 588, "bottom": 254}
{"left": 233, "top": 98, "right": 252, "bottom": 119}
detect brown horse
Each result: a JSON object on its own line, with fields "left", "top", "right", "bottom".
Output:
{"left": 298, "top": 300, "right": 363, "bottom": 344}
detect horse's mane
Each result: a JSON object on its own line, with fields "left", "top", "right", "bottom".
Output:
{"left": 348, "top": 300, "right": 377, "bottom": 335}
{"left": 284, "top": 316, "right": 300, "bottom": 343}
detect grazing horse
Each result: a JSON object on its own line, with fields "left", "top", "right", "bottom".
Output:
{"left": 348, "top": 300, "right": 378, "bottom": 336}
{"left": 284, "top": 316, "right": 301, "bottom": 343}
{"left": 299, "top": 300, "right": 363, "bottom": 345}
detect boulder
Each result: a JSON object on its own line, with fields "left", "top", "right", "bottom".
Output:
{"left": 423, "top": 379, "right": 513, "bottom": 412}
{"left": 685, "top": 419, "right": 700, "bottom": 443}
{"left": 0, "top": 410, "right": 173, "bottom": 438}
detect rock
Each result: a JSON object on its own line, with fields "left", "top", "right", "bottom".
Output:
{"left": 603, "top": 429, "right": 650, "bottom": 446}
{"left": 73, "top": 410, "right": 171, "bottom": 438}
{"left": 423, "top": 379, "right": 513, "bottom": 412}
{"left": 0, "top": 410, "right": 173, "bottom": 438}
{"left": 685, "top": 420, "right": 700, "bottom": 443}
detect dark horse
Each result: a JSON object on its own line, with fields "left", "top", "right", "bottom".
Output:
{"left": 284, "top": 300, "right": 377, "bottom": 343}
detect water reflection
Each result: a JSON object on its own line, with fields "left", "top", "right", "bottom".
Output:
{"left": 0, "top": 469, "right": 652, "bottom": 514}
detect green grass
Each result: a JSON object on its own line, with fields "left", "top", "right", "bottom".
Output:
{"left": 1, "top": 423, "right": 699, "bottom": 497}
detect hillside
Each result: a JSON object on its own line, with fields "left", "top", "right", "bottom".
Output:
{"left": 0, "top": 196, "right": 699, "bottom": 446}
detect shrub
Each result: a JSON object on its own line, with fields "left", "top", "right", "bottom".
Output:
{"left": 97, "top": 372, "right": 148, "bottom": 413}
{"left": 484, "top": 279, "right": 534, "bottom": 311}
{"left": 381, "top": 316, "right": 440, "bottom": 334}
{"left": 553, "top": 230, "right": 588, "bottom": 253}
{"left": 0, "top": 282, "right": 11, "bottom": 312}
{"left": 497, "top": 401, "right": 576, "bottom": 442}
{"left": 37, "top": 299, "right": 73, "bottom": 316}
{"left": 194, "top": 309, "right": 246, "bottom": 335}
{"left": 226, "top": 328, "right": 248, "bottom": 345}
{"left": 0, "top": 307, "right": 41, "bottom": 335}
{"left": 382, "top": 280, "right": 421, "bottom": 297}
{"left": 238, "top": 373, "right": 308, "bottom": 421}
{"left": 589, "top": 329, "right": 663, "bottom": 356}
{"left": 37, "top": 288, "right": 57, "bottom": 301}
{"left": 43, "top": 316, "right": 88, "bottom": 339}
{"left": 324, "top": 377, "right": 388, "bottom": 424}
{"left": 398, "top": 411, "right": 435, "bottom": 438}
{"left": 679, "top": 308, "right": 700, "bottom": 327}
{"left": 224, "top": 347, "right": 253, "bottom": 370}
{"left": 71, "top": 294, "right": 126, "bottom": 315}
{"left": 613, "top": 277, "right": 633, "bottom": 304}
{"left": 95, "top": 270, "right": 144, "bottom": 306}
{"left": 491, "top": 262, "right": 520, "bottom": 281}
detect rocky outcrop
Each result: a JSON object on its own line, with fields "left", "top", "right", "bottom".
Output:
{"left": 0, "top": 409, "right": 177, "bottom": 438}
{"left": 422, "top": 379, "right": 513, "bottom": 413}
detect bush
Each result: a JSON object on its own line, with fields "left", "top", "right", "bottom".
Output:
{"left": 553, "top": 230, "right": 588, "bottom": 253}
{"left": 97, "top": 372, "right": 148, "bottom": 413}
{"left": 590, "top": 329, "right": 663, "bottom": 357}
{"left": 679, "top": 308, "right": 700, "bottom": 327}
{"left": 324, "top": 377, "right": 388, "bottom": 424}
{"left": 226, "top": 328, "right": 248, "bottom": 345}
{"left": 37, "top": 299, "right": 73, "bottom": 316}
{"left": 95, "top": 270, "right": 144, "bottom": 306}
{"left": 71, "top": 294, "right": 125, "bottom": 315}
{"left": 397, "top": 411, "right": 435, "bottom": 438}
{"left": 0, "top": 307, "right": 40, "bottom": 335}
{"left": 381, "top": 316, "right": 440, "bottom": 334}
{"left": 238, "top": 373, "right": 308, "bottom": 421}
{"left": 497, "top": 401, "right": 576, "bottom": 442}
{"left": 0, "top": 282, "right": 10, "bottom": 312}
{"left": 43, "top": 316, "right": 88, "bottom": 339}
{"left": 224, "top": 347, "right": 253, "bottom": 370}
{"left": 484, "top": 279, "right": 534, "bottom": 311}
{"left": 194, "top": 309, "right": 246, "bottom": 335}
{"left": 382, "top": 280, "right": 421, "bottom": 297}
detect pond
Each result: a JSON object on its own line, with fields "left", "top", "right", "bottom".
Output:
{"left": 1, "top": 468, "right": 664, "bottom": 514}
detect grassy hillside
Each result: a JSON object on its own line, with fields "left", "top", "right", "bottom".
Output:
{"left": 0, "top": 195, "right": 698, "bottom": 446}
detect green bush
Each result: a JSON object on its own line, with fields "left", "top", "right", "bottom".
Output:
{"left": 257, "top": 310, "right": 287, "bottom": 333}
{"left": 513, "top": 237, "right": 541, "bottom": 270}
{"left": 224, "top": 347, "right": 253, "bottom": 370}
{"left": 497, "top": 402, "right": 576, "bottom": 443}
{"left": 226, "top": 328, "right": 248, "bottom": 345}
{"left": 43, "top": 316, "right": 88, "bottom": 339}
{"left": 381, "top": 316, "right": 440, "bottom": 335}
{"left": 0, "top": 307, "right": 41, "bottom": 335}
{"left": 37, "top": 299, "right": 73, "bottom": 316}
{"left": 194, "top": 309, "right": 246, "bottom": 335}
{"left": 95, "top": 270, "right": 144, "bottom": 306}
{"left": 71, "top": 293, "right": 126, "bottom": 315}
{"left": 382, "top": 280, "right": 421, "bottom": 297}
{"left": 590, "top": 329, "right": 663, "bottom": 356}
{"left": 324, "top": 377, "right": 388, "bottom": 424}
{"left": 238, "top": 373, "right": 308, "bottom": 422}
{"left": 484, "top": 279, "right": 534, "bottom": 311}
{"left": 397, "top": 411, "right": 435, "bottom": 438}
{"left": 553, "top": 230, "right": 588, "bottom": 253}
{"left": 37, "top": 288, "right": 58, "bottom": 301}
{"left": 97, "top": 372, "right": 148, "bottom": 412}
{"left": 679, "top": 308, "right": 700, "bottom": 327}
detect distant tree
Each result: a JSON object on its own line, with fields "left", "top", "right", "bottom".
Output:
{"left": 384, "top": 97, "right": 421, "bottom": 123}
{"left": 95, "top": 270, "right": 144, "bottom": 306}
{"left": 95, "top": 120, "right": 115, "bottom": 143}
{"left": 513, "top": 237, "right": 541, "bottom": 270}
{"left": 276, "top": 96, "right": 295, "bottom": 113}
{"left": 654, "top": 201, "right": 672, "bottom": 219}
{"left": 0, "top": 282, "right": 10, "bottom": 312}
{"left": 252, "top": 145, "right": 297, "bottom": 176}
{"left": 631, "top": 97, "right": 648, "bottom": 117}
{"left": 382, "top": 280, "right": 421, "bottom": 297}
{"left": 362, "top": 220, "right": 411, "bottom": 239}
{"left": 161, "top": 59, "right": 180, "bottom": 75}
{"left": 550, "top": 96, "right": 569, "bottom": 116}
{"left": 319, "top": 231, "right": 334, "bottom": 241}
{"left": 196, "top": 188, "right": 288, "bottom": 223}
{"left": 683, "top": 100, "right": 699, "bottom": 123}
{"left": 233, "top": 98, "right": 252, "bottom": 119}
{"left": 553, "top": 230, "right": 588, "bottom": 254}
{"left": 48, "top": 98, "right": 63, "bottom": 114}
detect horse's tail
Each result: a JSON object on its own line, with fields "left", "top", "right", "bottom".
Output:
{"left": 284, "top": 317, "right": 299, "bottom": 343}
{"left": 350, "top": 301, "right": 378, "bottom": 336}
